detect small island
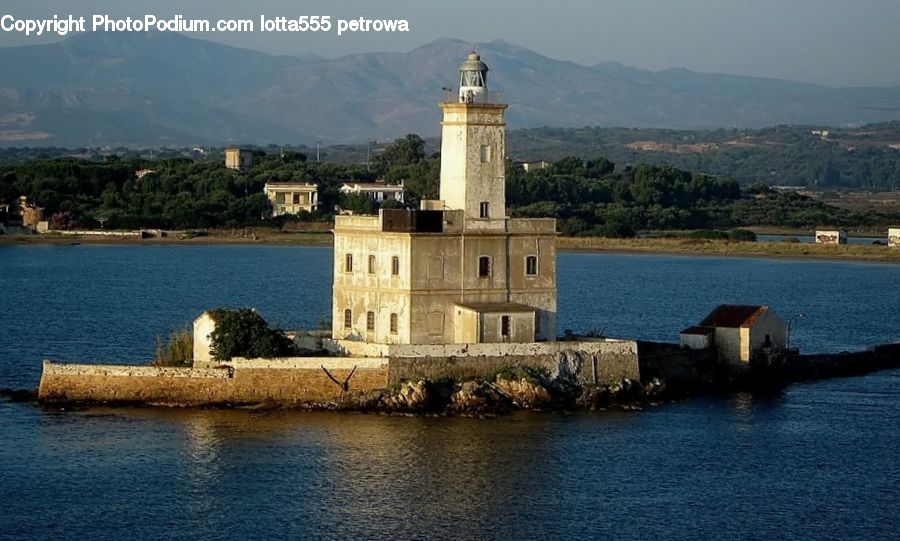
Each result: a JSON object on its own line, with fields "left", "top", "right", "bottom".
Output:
{"left": 35, "top": 52, "right": 900, "bottom": 415}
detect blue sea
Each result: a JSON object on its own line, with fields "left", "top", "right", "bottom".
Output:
{"left": 1, "top": 245, "right": 898, "bottom": 540}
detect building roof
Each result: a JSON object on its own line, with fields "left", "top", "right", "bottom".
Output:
{"left": 699, "top": 304, "right": 769, "bottom": 328}
{"left": 265, "top": 182, "right": 317, "bottom": 190}
{"left": 455, "top": 302, "right": 536, "bottom": 314}
{"left": 680, "top": 325, "right": 715, "bottom": 336}
{"left": 340, "top": 182, "right": 403, "bottom": 191}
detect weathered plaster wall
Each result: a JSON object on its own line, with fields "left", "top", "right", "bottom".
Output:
{"left": 748, "top": 311, "right": 788, "bottom": 358}
{"left": 385, "top": 340, "right": 639, "bottom": 385}
{"left": 714, "top": 327, "right": 743, "bottom": 364}
{"left": 439, "top": 102, "right": 508, "bottom": 220}
{"left": 193, "top": 312, "right": 215, "bottom": 366}
{"left": 39, "top": 359, "right": 389, "bottom": 406}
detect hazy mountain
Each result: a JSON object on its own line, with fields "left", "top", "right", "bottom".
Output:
{"left": 2, "top": 32, "right": 900, "bottom": 147}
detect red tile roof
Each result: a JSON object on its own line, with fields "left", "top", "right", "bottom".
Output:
{"left": 699, "top": 304, "right": 768, "bottom": 328}
{"left": 680, "top": 325, "right": 715, "bottom": 335}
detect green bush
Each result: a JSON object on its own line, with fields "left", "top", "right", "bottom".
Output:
{"left": 208, "top": 308, "right": 296, "bottom": 361}
{"left": 153, "top": 328, "right": 193, "bottom": 367}
{"left": 728, "top": 228, "right": 758, "bottom": 242}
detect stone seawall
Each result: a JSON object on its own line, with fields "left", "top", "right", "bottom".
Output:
{"left": 39, "top": 359, "right": 389, "bottom": 406}
{"left": 387, "top": 342, "right": 640, "bottom": 385}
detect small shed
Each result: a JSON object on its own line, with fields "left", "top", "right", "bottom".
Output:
{"left": 454, "top": 302, "right": 536, "bottom": 343}
{"left": 692, "top": 304, "right": 787, "bottom": 365}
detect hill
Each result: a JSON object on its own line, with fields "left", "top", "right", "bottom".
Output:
{"left": 3, "top": 32, "right": 900, "bottom": 147}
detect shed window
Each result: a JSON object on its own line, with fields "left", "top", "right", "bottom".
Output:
{"left": 343, "top": 309, "right": 352, "bottom": 329}
{"left": 391, "top": 256, "right": 400, "bottom": 276}
{"left": 390, "top": 313, "right": 398, "bottom": 334}
{"left": 479, "top": 201, "right": 490, "bottom": 218}
{"left": 366, "top": 311, "right": 375, "bottom": 331}
{"left": 368, "top": 254, "right": 376, "bottom": 274}
{"left": 478, "top": 256, "right": 491, "bottom": 278}
{"left": 344, "top": 253, "right": 353, "bottom": 273}
{"left": 501, "top": 315, "right": 511, "bottom": 337}
{"left": 525, "top": 255, "right": 538, "bottom": 276}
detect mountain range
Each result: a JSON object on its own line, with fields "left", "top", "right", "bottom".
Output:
{"left": 2, "top": 31, "right": 900, "bottom": 147}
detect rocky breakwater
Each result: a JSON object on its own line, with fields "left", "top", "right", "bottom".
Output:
{"left": 374, "top": 366, "right": 668, "bottom": 417}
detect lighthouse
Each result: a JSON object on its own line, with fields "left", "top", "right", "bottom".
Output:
{"left": 439, "top": 51, "right": 508, "bottom": 225}
{"left": 331, "top": 51, "right": 557, "bottom": 344}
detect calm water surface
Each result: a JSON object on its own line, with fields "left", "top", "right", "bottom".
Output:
{"left": 1, "top": 245, "right": 898, "bottom": 540}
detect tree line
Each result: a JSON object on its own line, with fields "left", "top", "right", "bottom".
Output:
{"left": 1, "top": 134, "right": 894, "bottom": 235}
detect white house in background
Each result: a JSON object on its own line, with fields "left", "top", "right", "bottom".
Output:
{"left": 265, "top": 182, "right": 319, "bottom": 215}
{"left": 815, "top": 229, "right": 847, "bottom": 245}
{"left": 888, "top": 227, "right": 900, "bottom": 247}
{"left": 339, "top": 181, "right": 405, "bottom": 203}
{"left": 519, "top": 160, "right": 551, "bottom": 172}
{"left": 680, "top": 304, "right": 787, "bottom": 365}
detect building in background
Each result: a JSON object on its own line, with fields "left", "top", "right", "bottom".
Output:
{"left": 888, "top": 227, "right": 900, "bottom": 247}
{"left": 224, "top": 147, "right": 253, "bottom": 171}
{"left": 264, "top": 182, "right": 319, "bottom": 215}
{"left": 815, "top": 229, "right": 847, "bottom": 245}
{"left": 339, "top": 181, "right": 405, "bottom": 204}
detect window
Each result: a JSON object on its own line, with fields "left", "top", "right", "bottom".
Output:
{"left": 501, "top": 315, "right": 511, "bottom": 337}
{"left": 391, "top": 256, "right": 400, "bottom": 276}
{"left": 525, "top": 255, "right": 538, "bottom": 276}
{"left": 343, "top": 309, "right": 352, "bottom": 329}
{"left": 479, "top": 201, "right": 490, "bottom": 218}
{"left": 366, "top": 311, "right": 375, "bottom": 331}
{"left": 292, "top": 193, "right": 300, "bottom": 204}
{"left": 344, "top": 253, "right": 353, "bottom": 273}
{"left": 428, "top": 256, "right": 444, "bottom": 279}
{"left": 427, "top": 312, "right": 444, "bottom": 336}
{"left": 368, "top": 254, "right": 376, "bottom": 274}
{"left": 390, "top": 313, "right": 398, "bottom": 334}
{"left": 478, "top": 256, "right": 491, "bottom": 278}
{"left": 480, "top": 144, "right": 491, "bottom": 163}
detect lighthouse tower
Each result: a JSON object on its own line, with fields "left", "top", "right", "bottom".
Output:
{"left": 331, "top": 51, "right": 557, "bottom": 345}
{"left": 439, "top": 52, "right": 508, "bottom": 226}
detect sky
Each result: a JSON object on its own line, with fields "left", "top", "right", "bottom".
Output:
{"left": 2, "top": 0, "right": 899, "bottom": 87}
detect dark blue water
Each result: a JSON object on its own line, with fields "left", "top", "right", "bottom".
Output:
{"left": 1, "top": 245, "right": 899, "bottom": 540}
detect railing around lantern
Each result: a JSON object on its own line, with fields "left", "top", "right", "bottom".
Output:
{"left": 441, "top": 89, "right": 506, "bottom": 105}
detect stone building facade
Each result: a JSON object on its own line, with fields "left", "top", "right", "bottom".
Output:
{"left": 332, "top": 52, "right": 557, "bottom": 345}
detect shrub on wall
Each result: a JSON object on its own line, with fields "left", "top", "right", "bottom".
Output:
{"left": 153, "top": 328, "right": 193, "bottom": 367}
{"left": 209, "top": 308, "right": 296, "bottom": 361}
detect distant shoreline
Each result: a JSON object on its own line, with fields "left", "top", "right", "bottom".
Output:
{"left": 3, "top": 231, "right": 899, "bottom": 263}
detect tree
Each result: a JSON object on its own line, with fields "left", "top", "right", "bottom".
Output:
{"left": 208, "top": 308, "right": 296, "bottom": 362}
{"left": 377, "top": 134, "right": 425, "bottom": 171}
